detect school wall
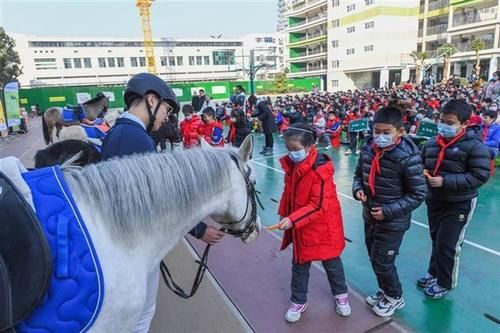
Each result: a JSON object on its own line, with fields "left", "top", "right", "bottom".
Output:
{"left": 19, "top": 78, "right": 321, "bottom": 111}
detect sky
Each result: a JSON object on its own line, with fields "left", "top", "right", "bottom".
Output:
{"left": 0, "top": 0, "right": 277, "bottom": 38}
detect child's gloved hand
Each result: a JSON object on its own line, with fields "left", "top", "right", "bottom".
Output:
{"left": 279, "top": 217, "right": 293, "bottom": 230}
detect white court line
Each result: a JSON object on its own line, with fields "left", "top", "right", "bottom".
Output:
{"left": 250, "top": 160, "right": 500, "bottom": 258}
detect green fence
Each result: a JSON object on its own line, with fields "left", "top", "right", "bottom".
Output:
{"left": 19, "top": 78, "right": 321, "bottom": 111}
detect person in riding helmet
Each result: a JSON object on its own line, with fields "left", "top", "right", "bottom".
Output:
{"left": 101, "top": 73, "right": 224, "bottom": 333}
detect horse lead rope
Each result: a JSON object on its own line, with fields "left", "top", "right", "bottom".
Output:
{"left": 159, "top": 244, "right": 211, "bottom": 299}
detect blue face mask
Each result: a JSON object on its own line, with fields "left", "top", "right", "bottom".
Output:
{"left": 289, "top": 149, "right": 308, "bottom": 163}
{"left": 438, "top": 123, "right": 458, "bottom": 138}
{"left": 373, "top": 134, "right": 394, "bottom": 148}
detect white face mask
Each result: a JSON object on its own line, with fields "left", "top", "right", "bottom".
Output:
{"left": 185, "top": 115, "right": 192, "bottom": 120}
{"left": 288, "top": 149, "right": 308, "bottom": 163}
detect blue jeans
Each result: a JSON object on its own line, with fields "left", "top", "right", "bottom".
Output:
{"left": 291, "top": 257, "right": 348, "bottom": 304}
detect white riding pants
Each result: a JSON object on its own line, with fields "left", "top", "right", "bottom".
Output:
{"left": 134, "top": 266, "right": 160, "bottom": 333}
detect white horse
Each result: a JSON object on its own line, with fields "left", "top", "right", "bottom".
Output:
{"left": 61, "top": 136, "right": 261, "bottom": 331}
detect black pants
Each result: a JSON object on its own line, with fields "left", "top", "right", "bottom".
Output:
{"left": 365, "top": 223, "right": 405, "bottom": 298}
{"left": 264, "top": 130, "right": 273, "bottom": 149}
{"left": 291, "top": 257, "right": 347, "bottom": 304}
{"left": 427, "top": 198, "right": 477, "bottom": 289}
{"left": 349, "top": 132, "right": 360, "bottom": 151}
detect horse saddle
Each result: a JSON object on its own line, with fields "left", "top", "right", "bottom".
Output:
{"left": 0, "top": 172, "right": 52, "bottom": 333}
{"left": 62, "top": 106, "right": 84, "bottom": 123}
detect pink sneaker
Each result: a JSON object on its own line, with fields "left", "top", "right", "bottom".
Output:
{"left": 335, "top": 294, "right": 351, "bottom": 317}
{"left": 285, "top": 302, "right": 308, "bottom": 323}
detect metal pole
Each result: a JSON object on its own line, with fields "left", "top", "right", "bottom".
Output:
{"left": 250, "top": 49, "right": 256, "bottom": 95}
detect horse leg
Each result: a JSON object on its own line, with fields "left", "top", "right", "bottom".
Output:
{"left": 55, "top": 124, "right": 63, "bottom": 142}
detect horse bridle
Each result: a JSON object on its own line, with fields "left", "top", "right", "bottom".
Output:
{"left": 160, "top": 153, "right": 263, "bottom": 299}
{"left": 217, "top": 154, "right": 264, "bottom": 239}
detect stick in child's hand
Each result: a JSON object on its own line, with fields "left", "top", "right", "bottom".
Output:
{"left": 266, "top": 223, "right": 282, "bottom": 231}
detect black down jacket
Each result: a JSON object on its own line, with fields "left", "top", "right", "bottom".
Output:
{"left": 253, "top": 102, "right": 275, "bottom": 133}
{"left": 353, "top": 136, "right": 427, "bottom": 231}
{"left": 421, "top": 125, "right": 490, "bottom": 202}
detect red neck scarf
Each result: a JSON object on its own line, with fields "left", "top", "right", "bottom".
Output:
{"left": 482, "top": 125, "right": 489, "bottom": 142}
{"left": 368, "top": 137, "right": 401, "bottom": 196}
{"left": 229, "top": 124, "right": 236, "bottom": 143}
{"left": 433, "top": 130, "right": 466, "bottom": 176}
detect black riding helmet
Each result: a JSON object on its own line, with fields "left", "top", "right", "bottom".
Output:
{"left": 124, "top": 73, "right": 180, "bottom": 131}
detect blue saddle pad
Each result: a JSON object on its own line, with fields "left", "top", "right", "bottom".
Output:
{"left": 81, "top": 124, "right": 106, "bottom": 140}
{"left": 62, "top": 107, "right": 84, "bottom": 123}
{"left": 17, "top": 166, "right": 104, "bottom": 333}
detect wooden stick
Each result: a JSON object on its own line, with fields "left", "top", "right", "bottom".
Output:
{"left": 266, "top": 223, "right": 281, "bottom": 231}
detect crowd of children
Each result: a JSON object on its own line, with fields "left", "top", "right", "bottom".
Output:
{"left": 168, "top": 75, "right": 499, "bottom": 323}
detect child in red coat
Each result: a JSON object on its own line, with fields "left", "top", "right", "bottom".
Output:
{"left": 179, "top": 104, "right": 203, "bottom": 149}
{"left": 277, "top": 123, "right": 350, "bottom": 323}
{"left": 325, "top": 112, "right": 342, "bottom": 148}
{"left": 198, "top": 107, "right": 224, "bottom": 147}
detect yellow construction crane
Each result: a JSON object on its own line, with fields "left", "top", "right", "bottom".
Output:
{"left": 136, "top": 0, "right": 156, "bottom": 74}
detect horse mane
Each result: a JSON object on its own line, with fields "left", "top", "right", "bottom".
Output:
{"left": 63, "top": 148, "right": 235, "bottom": 241}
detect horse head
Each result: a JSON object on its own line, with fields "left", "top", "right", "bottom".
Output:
{"left": 201, "top": 136, "right": 262, "bottom": 243}
{"left": 83, "top": 93, "right": 110, "bottom": 121}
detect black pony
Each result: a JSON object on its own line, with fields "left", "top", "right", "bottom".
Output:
{"left": 34, "top": 140, "right": 101, "bottom": 168}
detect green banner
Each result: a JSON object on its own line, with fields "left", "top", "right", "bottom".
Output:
{"left": 4, "top": 82, "right": 21, "bottom": 128}
{"left": 416, "top": 121, "right": 438, "bottom": 138}
{"left": 348, "top": 118, "right": 369, "bottom": 132}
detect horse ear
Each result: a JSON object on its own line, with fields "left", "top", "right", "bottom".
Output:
{"left": 199, "top": 137, "right": 212, "bottom": 149}
{"left": 238, "top": 135, "right": 253, "bottom": 163}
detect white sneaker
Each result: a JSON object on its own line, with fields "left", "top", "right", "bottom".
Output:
{"left": 372, "top": 295, "right": 405, "bottom": 317}
{"left": 345, "top": 149, "right": 352, "bottom": 155}
{"left": 365, "top": 290, "right": 384, "bottom": 306}
{"left": 335, "top": 294, "right": 351, "bottom": 317}
{"left": 285, "top": 302, "right": 308, "bottom": 323}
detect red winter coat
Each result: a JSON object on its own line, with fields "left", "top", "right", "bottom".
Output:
{"left": 278, "top": 147, "right": 346, "bottom": 264}
{"left": 180, "top": 115, "right": 203, "bottom": 148}
{"left": 197, "top": 121, "right": 224, "bottom": 147}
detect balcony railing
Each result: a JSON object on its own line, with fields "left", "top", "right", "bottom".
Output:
{"left": 427, "top": 24, "right": 448, "bottom": 35}
{"left": 289, "top": 12, "right": 328, "bottom": 28}
{"left": 452, "top": 7, "right": 498, "bottom": 27}
{"left": 291, "top": 47, "right": 327, "bottom": 58}
{"left": 306, "top": 63, "right": 328, "bottom": 72}
{"left": 453, "top": 40, "right": 494, "bottom": 52}
{"left": 428, "top": 0, "right": 449, "bottom": 12}
{"left": 291, "top": 32, "right": 326, "bottom": 43}
{"left": 418, "top": 27, "right": 424, "bottom": 37}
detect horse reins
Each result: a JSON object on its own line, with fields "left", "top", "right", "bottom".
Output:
{"left": 160, "top": 153, "right": 263, "bottom": 299}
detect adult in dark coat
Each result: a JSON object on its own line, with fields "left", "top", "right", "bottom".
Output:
{"left": 227, "top": 109, "right": 251, "bottom": 148}
{"left": 253, "top": 101, "right": 275, "bottom": 155}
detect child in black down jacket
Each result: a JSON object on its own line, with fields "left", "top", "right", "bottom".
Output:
{"left": 227, "top": 109, "right": 251, "bottom": 148}
{"left": 420, "top": 99, "right": 490, "bottom": 299}
{"left": 353, "top": 106, "right": 427, "bottom": 318}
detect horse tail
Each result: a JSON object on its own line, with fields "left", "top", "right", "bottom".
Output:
{"left": 42, "top": 115, "right": 51, "bottom": 145}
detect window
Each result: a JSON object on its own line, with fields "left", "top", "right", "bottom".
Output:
{"left": 347, "top": 26, "right": 355, "bottom": 33}
{"left": 256, "top": 38, "right": 262, "bottom": 43}
{"left": 347, "top": 4, "right": 356, "bottom": 12}
{"left": 332, "top": 40, "right": 339, "bottom": 48}
{"left": 108, "top": 57, "right": 116, "bottom": 67}
{"left": 364, "top": 21, "right": 375, "bottom": 29}
{"left": 34, "top": 58, "right": 57, "bottom": 70}
{"left": 63, "top": 58, "right": 72, "bottom": 69}
{"left": 332, "top": 80, "right": 339, "bottom": 87}
{"left": 212, "top": 50, "right": 235, "bottom": 65}
{"left": 204, "top": 56, "right": 210, "bottom": 65}
{"left": 139, "top": 57, "right": 146, "bottom": 66}
{"left": 117, "top": 57, "right": 124, "bottom": 67}
{"left": 73, "top": 58, "right": 82, "bottom": 68}
{"left": 364, "top": 45, "right": 374, "bottom": 52}
{"left": 332, "top": 60, "right": 340, "bottom": 68}
{"left": 169, "top": 56, "right": 176, "bottom": 66}
{"left": 83, "top": 58, "right": 92, "bottom": 68}
{"left": 332, "top": 19, "right": 340, "bottom": 28}
{"left": 196, "top": 56, "right": 202, "bottom": 65}
{"left": 177, "top": 56, "right": 183, "bottom": 66}
{"left": 332, "top": 0, "right": 339, "bottom": 6}
{"left": 98, "top": 57, "right": 107, "bottom": 68}
{"left": 189, "top": 56, "right": 195, "bottom": 66}
{"left": 365, "top": 0, "right": 374, "bottom": 5}
{"left": 131, "top": 57, "right": 138, "bottom": 67}
{"left": 347, "top": 48, "right": 355, "bottom": 55}
{"left": 264, "top": 37, "right": 274, "bottom": 43}
{"left": 160, "top": 56, "right": 167, "bottom": 66}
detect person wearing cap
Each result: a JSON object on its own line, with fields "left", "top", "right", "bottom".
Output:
{"left": 101, "top": 73, "right": 224, "bottom": 333}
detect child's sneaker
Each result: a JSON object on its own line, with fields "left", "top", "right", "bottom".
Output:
{"left": 335, "top": 294, "right": 351, "bottom": 317}
{"left": 417, "top": 273, "right": 437, "bottom": 289}
{"left": 345, "top": 149, "right": 352, "bottom": 155}
{"left": 424, "top": 283, "right": 449, "bottom": 299}
{"left": 365, "top": 290, "right": 384, "bottom": 306}
{"left": 285, "top": 302, "right": 308, "bottom": 323}
{"left": 372, "top": 295, "right": 405, "bottom": 317}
